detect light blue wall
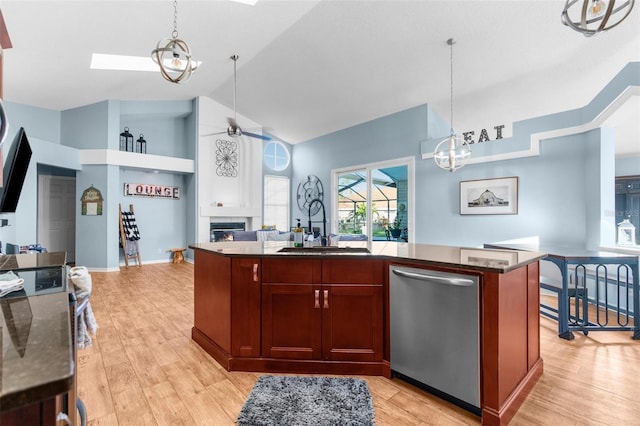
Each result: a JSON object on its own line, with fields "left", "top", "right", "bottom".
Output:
{"left": 292, "top": 63, "right": 639, "bottom": 249}
{"left": 1, "top": 99, "right": 195, "bottom": 268}
{"left": 119, "top": 170, "right": 187, "bottom": 263}
{"left": 616, "top": 156, "right": 640, "bottom": 176}
{"left": 61, "top": 101, "right": 111, "bottom": 149}
{"left": 120, "top": 100, "right": 193, "bottom": 159}
{"left": 1, "top": 140, "right": 80, "bottom": 249}
{"left": 75, "top": 165, "right": 119, "bottom": 269}
{"left": 4, "top": 102, "right": 61, "bottom": 143}
{"left": 292, "top": 104, "right": 427, "bottom": 231}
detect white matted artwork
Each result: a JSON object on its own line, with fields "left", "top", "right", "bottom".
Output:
{"left": 460, "top": 176, "right": 518, "bottom": 215}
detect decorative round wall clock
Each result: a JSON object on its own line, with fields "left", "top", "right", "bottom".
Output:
{"left": 297, "top": 175, "right": 324, "bottom": 215}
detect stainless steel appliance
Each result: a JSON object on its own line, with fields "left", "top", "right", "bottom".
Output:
{"left": 390, "top": 265, "right": 480, "bottom": 414}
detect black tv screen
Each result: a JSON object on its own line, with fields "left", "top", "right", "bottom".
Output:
{"left": 0, "top": 127, "right": 32, "bottom": 213}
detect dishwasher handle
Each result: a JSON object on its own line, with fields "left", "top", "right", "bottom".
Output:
{"left": 391, "top": 268, "right": 475, "bottom": 287}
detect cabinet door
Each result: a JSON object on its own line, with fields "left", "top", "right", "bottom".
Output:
{"left": 231, "top": 258, "right": 261, "bottom": 357}
{"left": 262, "top": 283, "right": 321, "bottom": 359}
{"left": 0, "top": 396, "right": 58, "bottom": 426}
{"left": 322, "top": 284, "right": 383, "bottom": 361}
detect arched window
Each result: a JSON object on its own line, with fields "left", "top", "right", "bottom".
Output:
{"left": 263, "top": 141, "right": 290, "bottom": 171}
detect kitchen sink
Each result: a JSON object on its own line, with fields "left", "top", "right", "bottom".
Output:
{"left": 277, "top": 246, "right": 371, "bottom": 254}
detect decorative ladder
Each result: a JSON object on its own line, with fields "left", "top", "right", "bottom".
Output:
{"left": 119, "top": 203, "right": 142, "bottom": 268}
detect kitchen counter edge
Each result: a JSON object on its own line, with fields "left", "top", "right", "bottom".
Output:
{"left": 189, "top": 241, "right": 546, "bottom": 274}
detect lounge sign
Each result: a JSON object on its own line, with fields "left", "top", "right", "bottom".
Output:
{"left": 124, "top": 183, "right": 180, "bottom": 199}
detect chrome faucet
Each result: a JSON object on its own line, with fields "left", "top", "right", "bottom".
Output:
{"left": 308, "top": 198, "right": 327, "bottom": 246}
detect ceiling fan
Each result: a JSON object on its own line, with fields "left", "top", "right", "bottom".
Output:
{"left": 204, "top": 54, "right": 271, "bottom": 141}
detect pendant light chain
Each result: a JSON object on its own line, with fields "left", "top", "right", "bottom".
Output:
{"left": 172, "top": 0, "right": 179, "bottom": 39}
{"left": 432, "top": 37, "right": 471, "bottom": 172}
{"left": 232, "top": 55, "right": 238, "bottom": 122}
{"left": 448, "top": 38, "right": 455, "bottom": 136}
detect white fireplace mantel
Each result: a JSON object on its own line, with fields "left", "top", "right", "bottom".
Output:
{"left": 200, "top": 206, "right": 261, "bottom": 218}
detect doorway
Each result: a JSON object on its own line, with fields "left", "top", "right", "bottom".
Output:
{"left": 38, "top": 173, "right": 76, "bottom": 263}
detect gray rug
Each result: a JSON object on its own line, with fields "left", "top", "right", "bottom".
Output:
{"left": 236, "top": 375, "right": 375, "bottom": 426}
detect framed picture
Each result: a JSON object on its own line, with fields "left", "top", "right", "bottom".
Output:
{"left": 460, "top": 176, "right": 518, "bottom": 215}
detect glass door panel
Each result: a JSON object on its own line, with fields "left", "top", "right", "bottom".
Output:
{"left": 337, "top": 170, "right": 367, "bottom": 236}
{"left": 336, "top": 164, "right": 409, "bottom": 242}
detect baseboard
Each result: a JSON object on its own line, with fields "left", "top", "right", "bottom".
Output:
{"left": 481, "top": 358, "right": 544, "bottom": 426}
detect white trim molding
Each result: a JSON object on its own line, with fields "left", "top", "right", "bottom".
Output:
{"left": 421, "top": 85, "right": 640, "bottom": 165}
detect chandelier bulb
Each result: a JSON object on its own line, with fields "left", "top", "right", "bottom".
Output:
{"left": 561, "top": 0, "right": 635, "bottom": 37}
{"left": 589, "top": 0, "right": 607, "bottom": 17}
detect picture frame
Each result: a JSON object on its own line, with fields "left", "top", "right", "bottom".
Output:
{"left": 460, "top": 176, "right": 518, "bottom": 215}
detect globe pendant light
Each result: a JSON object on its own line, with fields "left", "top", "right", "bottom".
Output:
{"left": 151, "top": 0, "right": 198, "bottom": 83}
{"left": 561, "top": 0, "right": 635, "bottom": 37}
{"left": 433, "top": 38, "right": 471, "bottom": 173}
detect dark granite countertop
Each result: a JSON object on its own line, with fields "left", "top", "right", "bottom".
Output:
{"left": 189, "top": 241, "right": 546, "bottom": 274}
{"left": 1, "top": 252, "right": 72, "bottom": 412}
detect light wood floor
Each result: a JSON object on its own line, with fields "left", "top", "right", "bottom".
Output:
{"left": 77, "top": 263, "right": 640, "bottom": 425}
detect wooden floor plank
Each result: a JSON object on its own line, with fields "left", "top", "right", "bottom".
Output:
{"left": 142, "top": 381, "right": 194, "bottom": 426}
{"left": 76, "top": 262, "right": 640, "bottom": 426}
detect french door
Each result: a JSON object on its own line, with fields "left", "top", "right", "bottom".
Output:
{"left": 333, "top": 157, "right": 414, "bottom": 242}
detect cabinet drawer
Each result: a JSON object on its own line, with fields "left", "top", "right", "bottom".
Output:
{"left": 261, "top": 258, "right": 321, "bottom": 283}
{"left": 322, "top": 258, "right": 383, "bottom": 284}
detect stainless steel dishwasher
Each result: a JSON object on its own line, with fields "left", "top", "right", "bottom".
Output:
{"left": 390, "top": 265, "right": 480, "bottom": 414}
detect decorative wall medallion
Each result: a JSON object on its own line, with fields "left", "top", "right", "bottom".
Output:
{"left": 215, "top": 139, "right": 238, "bottom": 178}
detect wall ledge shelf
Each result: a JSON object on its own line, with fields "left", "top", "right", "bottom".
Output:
{"left": 80, "top": 149, "right": 194, "bottom": 174}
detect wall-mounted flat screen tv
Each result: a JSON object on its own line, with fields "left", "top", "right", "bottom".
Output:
{"left": 0, "top": 127, "right": 32, "bottom": 213}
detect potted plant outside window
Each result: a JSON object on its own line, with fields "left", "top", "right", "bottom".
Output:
{"left": 389, "top": 213, "right": 403, "bottom": 239}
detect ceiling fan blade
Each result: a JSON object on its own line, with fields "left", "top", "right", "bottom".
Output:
{"left": 243, "top": 131, "right": 272, "bottom": 141}
{"left": 201, "top": 131, "right": 228, "bottom": 137}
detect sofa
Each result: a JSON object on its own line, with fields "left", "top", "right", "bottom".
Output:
{"left": 230, "top": 230, "right": 293, "bottom": 241}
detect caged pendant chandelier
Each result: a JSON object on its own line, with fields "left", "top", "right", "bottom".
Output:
{"left": 151, "top": 0, "right": 198, "bottom": 83}
{"left": 561, "top": 0, "right": 635, "bottom": 37}
{"left": 433, "top": 38, "right": 471, "bottom": 173}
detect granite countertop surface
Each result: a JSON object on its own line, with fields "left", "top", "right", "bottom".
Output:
{"left": 189, "top": 241, "right": 547, "bottom": 273}
{"left": 484, "top": 241, "right": 640, "bottom": 261}
{"left": 1, "top": 252, "right": 72, "bottom": 413}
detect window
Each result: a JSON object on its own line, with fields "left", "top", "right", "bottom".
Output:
{"left": 615, "top": 176, "right": 640, "bottom": 246}
{"left": 264, "top": 175, "right": 290, "bottom": 231}
{"left": 263, "top": 141, "right": 290, "bottom": 171}
{"left": 334, "top": 157, "right": 413, "bottom": 242}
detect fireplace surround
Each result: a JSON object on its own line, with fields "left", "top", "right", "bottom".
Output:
{"left": 210, "top": 222, "right": 246, "bottom": 242}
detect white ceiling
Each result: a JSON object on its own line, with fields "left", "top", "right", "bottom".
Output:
{"left": 1, "top": 0, "right": 639, "bottom": 153}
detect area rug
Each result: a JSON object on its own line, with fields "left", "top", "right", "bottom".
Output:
{"left": 236, "top": 375, "right": 375, "bottom": 426}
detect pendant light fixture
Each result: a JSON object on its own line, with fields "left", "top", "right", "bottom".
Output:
{"left": 433, "top": 38, "right": 471, "bottom": 173}
{"left": 561, "top": 0, "right": 635, "bottom": 37}
{"left": 151, "top": 0, "right": 198, "bottom": 83}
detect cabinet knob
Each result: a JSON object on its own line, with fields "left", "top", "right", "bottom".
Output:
{"left": 253, "top": 263, "right": 259, "bottom": 282}
{"left": 323, "top": 289, "right": 329, "bottom": 309}
{"left": 314, "top": 290, "right": 320, "bottom": 308}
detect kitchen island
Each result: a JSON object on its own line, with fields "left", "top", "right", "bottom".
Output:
{"left": 190, "top": 241, "right": 546, "bottom": 426}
